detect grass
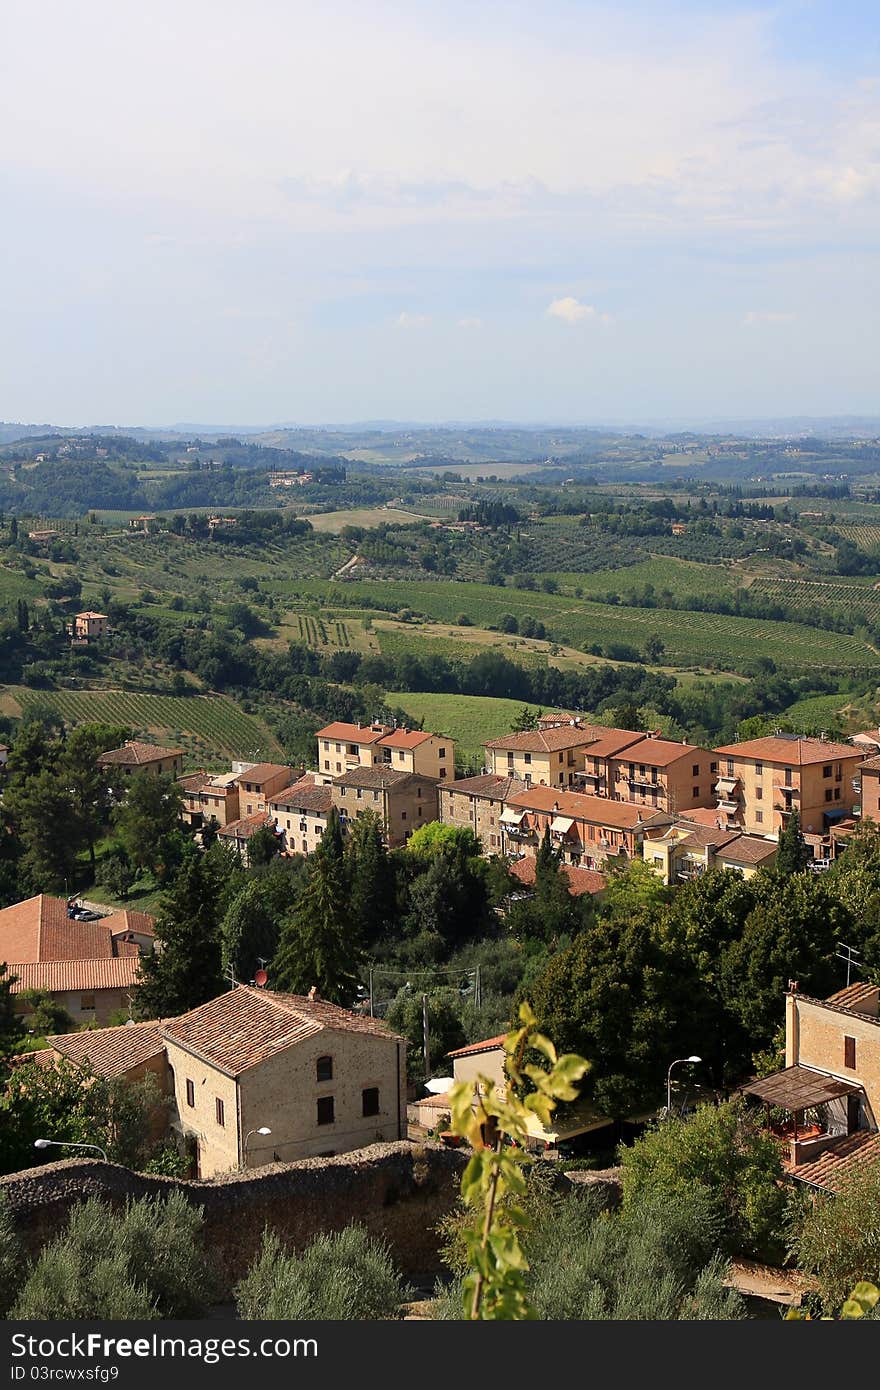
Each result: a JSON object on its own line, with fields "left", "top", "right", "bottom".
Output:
{"left": 303, "top": 507, "right": 426, "bottom": 531}
{"left": 384, "top": 691, "right": 542, "bottom": 765}
{"left": 6, "top": 688, "right": 282, "bottom": 761}
{"left": 286, "top": 578, "right": 880, "bottom": 674}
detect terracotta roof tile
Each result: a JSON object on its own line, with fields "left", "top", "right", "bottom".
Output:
{"left": 9, "top": 957, "right": 143, "bottom": 993}
{"left": 716, "top": 837, "right": 778, "bottom": 865}
{"left": 448, "top": 1034, "right": 507, "bottom": 1058}
{"left": 104, "top": 910, "right": 156, "bottom": 940}
{"left": 825, "top": 982, "right": 880, "bottom": 1015}
{"left": 377, "top": 729, "right": 435, "bottom": 749}
{"left": 441, "top": 774, "right": 528, "bottom": 800}
{"left": 316, "top": 722, "right": 390, "bottom": 744}
{"left": 334, "top": 766, "right": 416, "bottom": 789}
{"left": 508, "top": 857, "right": 606, "bottom": 897}
{"left": 713, "top": 735, "right": 861, "bottom": 765}
{"left": 233, "top": 762, "right": 293, "bottom": 786}
{"left": 269, "top": 782, "right": 333, "bottom": 813}
{"left": 611, "top": 737, "right": 709, "bottom": 769}
{"left": 49, "top": 1020, "right": 167, "bottom": 1078}
{"left": 581, "top": 729, "right": 648, "bottom": 759}
{"left": 788, "top": 1131, "right": 880, "bottom": 1191}
{"left": 161, "top": 985, "right": 402, "bottom": 1076}
{"left": 0, "top": 895, "right": 115, "bottom": 963}
{"left": 484, "top": 726, "right": 602, "bottom": 753}
{"left": 506, "top": 785, "right": 671, "bottom": 831}
{"left": 218, "top": 812, "right": 277, "bottom": 840}
{"left": 98, "top": 741, "right": 183, "bottom": 765}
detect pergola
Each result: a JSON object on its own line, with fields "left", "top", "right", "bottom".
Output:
{"left": 740, "top": 1065, "right": 863, "bottom": 1141}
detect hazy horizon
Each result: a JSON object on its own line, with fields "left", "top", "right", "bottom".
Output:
{"left": 2, "top": 1, "right": 879, "bottom": 424}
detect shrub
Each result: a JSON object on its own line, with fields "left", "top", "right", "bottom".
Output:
{"left": 0, "top": 1192, "right": 24, "bottom": 1317}
{"left": 618, "top": 1100, "right": 788, "bottom": 1262}
{"left": 10, "top": 1192, "right": 208, "bottom": 1320}
{"left": 236, "top": 1226, "right": 409, "bottom": 1320}
{"left": 789, "top": 1159, "right": 880, "bottom": 1312}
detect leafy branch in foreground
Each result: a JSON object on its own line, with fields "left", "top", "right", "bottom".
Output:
{"left": 785, "top": 1281, "right": 879, "bottom": 1320}
{"left": 447, "top": 1001, "right": 589, "bottom": 1320}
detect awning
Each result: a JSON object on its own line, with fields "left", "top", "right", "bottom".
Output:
{"left": 823, "top": 807, "right": 850, "bottom": 823}
{"left": 740, "top": 1065, "right": 863, "bottom": 1110}
{"left": 715, "top": 777, "right": 740, "bottom": 791}
{"left": 500, "top": 808, "right": 525, "bottom": 825}
{"left": 550, "top": 815, "right": 574, "bottom": 834}
{"left": 718, "top": 800, "right": 739, "bottom": 813}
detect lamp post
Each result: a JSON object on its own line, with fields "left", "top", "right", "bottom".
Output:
{"left": 34, "top": 1138, "right": 109, "bottom": 1162}
{"left": 242, "top": 1127, "right": 272, "bottom": 1168}
{"left": 666, "top": 1056, "right": 701, "bottom": 1118}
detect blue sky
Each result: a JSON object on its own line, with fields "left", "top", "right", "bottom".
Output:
{"left": 1, "top": 0, "right": 878, "bottom": 426}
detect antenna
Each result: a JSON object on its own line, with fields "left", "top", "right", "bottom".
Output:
{"left": 835, "top": 942, "right": 862, "bottom": 988}
{"left": 254, "top": 968, "right": 269, "bottom": 988}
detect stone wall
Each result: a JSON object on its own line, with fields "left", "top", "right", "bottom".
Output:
{"left": 0, "top": 1142, "right": 468, "bottom": 1294}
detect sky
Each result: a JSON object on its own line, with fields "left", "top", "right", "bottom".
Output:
{"left": 1, "top": 0, "right": 879, "bottom": 427}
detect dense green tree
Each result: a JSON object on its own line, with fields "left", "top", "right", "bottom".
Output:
{"left": 315, "top": 804, "right": 346, "bottom": 866}
{"left": 345, "top": 811, "right": 397, "bottom": 947}
{"left": 18, "top": 989, "right": 74, "bottom": 1038}
{"left": 271, "top": 853, "right": 362, "bottom": 1003}
{"left": 221, "top": 866, "right": 303, "bottom": 982}
{"left": 0, "top": 963, "right": 24, "bottom": 1077}
{"left": 790, "top": 1160, "right": 880, "bottom": 1312}
{"left": 776, "top": 807, "right": 809, "bottom": 877}
{"left": 619, "top": 1101, "right": 790, "bottom": 1263}
{"left": 113, "top": 772, "right": 184, "bottom": 876}
{"left": 246, "top": 824, "right": 281, "bottom": 866}
{"left": 386, "top": 985, "right": 467, "bottom": 1082}
{"left": 529, "top": 908, "right": 689, "bottom": 1116}
{"left": 5, "top": 768, "right": 82, "bottom": 891}
{"left": 135, "top": 844, "right": 244, "bottom": 1018}
{"left": 61, "top": 725, "right": 123, "bottom": 871}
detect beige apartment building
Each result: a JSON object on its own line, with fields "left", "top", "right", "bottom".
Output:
{"left": 742, "top": 982, "right": 880, "bottom": 1189}
{"left": 331, "top": 767, "right": 439, "bottom": 847}
{"left": 178, "top": 769, "right": 241, "bottom": 828}
{"left": 162, "top": 985, "right": 406, "bottom": 1177}
{"left": 438, "top": 773, "right": 527, "bottom": 853}
{"left": 483, "top": 724, "right": 605, "bottom": 789}
{"left": 713, "top": 734, "right": 863, "bottom": 838}
{"left": 642, "top": 821, "right": 778, "bottom": 884}
{"left": 856, "top": 753, "right": 880, "bottom": 826}
{"left": 234, "top": 762, "right": 295, "bottom": 818}
{"left": 269, "top": 779, "right": 333, "bottom": 856}
{"left": 316, "top": 722, "right": 394, "bottom": 778}
{"left": 70, "top": 610, "right": 110, "bottom": 641}
{"left": 608, "top": 738, "right": 718, "bottom": 813}
{"left": 376, "top": 729, "right": 454, "bottom": 780}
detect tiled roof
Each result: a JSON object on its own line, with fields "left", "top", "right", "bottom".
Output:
{"left": 675, "top": 825, "right": 739, "bottom": 850}
{"left": 316, "top": 722, "right": 390, "bottom": 744}
{"left": 75, "top": 611, "right": 108, "bottom": 620}
{"left": 678, "top": 807, "right": 728, "bottom": 828}
{"left": 448, "top": 1034, "right": 507, "bottom": 1058}
{"left": 508, "top": 857, "right": 607, "bottom": 897}
{"left": 789, "top": 1131, "right": 880, "bottom": 1192}
{"left": 441, "top": 774, "right": 527, "bottom": 800}
{"left": 98, "top": 741, "right": 183, "bottom": 765}
{"left": 333, "top": 766, "right": 415, "bottom": 790}
{"left": 218, "top": 812, "right": 277, "bottom": 840}
{"left": 484, "top": 726, "right": 601, "bottom": 753}
{"left": 582, "top": 729, "right": 648, "bottom": 759}
{"left": 856, "top": 754, "right": 880, "bottom": 772}
{"left": 177, "top": 772, "right": 213, "bottom": 794}
{"left": 0, "top": 895, "right": 115, "bottom": 963}
{"left": 713, "top": 735, "right": 860, "bottom": 765}
{"left": 104, "top": 910, "right": 156, "bottom": 940}
{"left": 377, "top": 729, "right": 434, "bottom": 749}
{"left": 825, "top": 982, "right": 879, "bottom": 1016}
{"left": 49, "top": 1020, "right": 167, "bottom": 1078}
{"left": 269, "top": 782, "right": 333, "bottom": 813}
{"left": 506, "top": 784, "right": 671, "bottom": 831}
{"left": 233, "top": 762, "right": 292, "bottom": 786}
{"left": 612, "top": 737, "right": 707, "bottom": 768}
{"left": 9, "top": 957, "right": 143, "bottom": 994}
{"left": 161, "top": 985, "right": 402, "bottom": 1076}
{"left": 716, "top": 836, "right": 778, "bottom": 865}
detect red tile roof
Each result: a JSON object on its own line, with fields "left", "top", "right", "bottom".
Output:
{"left": 98, "top": 741, "right": 183, "bottom": 766}
{"left": 441, "top": 773, "right": 528, "bottom": 800}
{"left": 713, "top": 735, "right": 861, "bottom": 765}
{"left": 334, "top": 766, "right": 416, "bottom": 789}
{"left": 377, "top": 729, "right": 435, "bottom": 749}
{"left": 9, "top": 957, "right": 143, "bottom": 994}
{"left": 104, "top": 910, "right": 156, "bottom": 940}
{"left": 825, "top": 982, "right": 880, "bottom": 1016}
{"left": 233, "top": 762, "right": 292, "bottom": 786}
{"left": 678, "top": 807, "right": 728, "bottom": 828}
{"left": 788, "top": 1131, "right": 880, "bottom": 1192}
{"left": 269, "top": 782, "right": 333, "bottom": 813}
{"left": 218, "top": 812, "right": 277, "bottom": 840}
{"left": 582, "top": 729, "right": 648, "bottom": 759}
{"left": 611, "top": 737, "right": 708, "bottom": 769}
{"left": 316, "top": 722, "right": 390, "bottom": 744}
{"left": 162, "top": 985, "right": 402, "bottom": 1076}
{"left": 716, "top": 837, "right": 778, "bottom": 865}
{"left": 49, "top": 1020, "right": 167, "bottom": 1077}
{"left": 448, "top": 1034, "right": 507, "bottom": 1058}
{"left": 484, "top": 727, "right": 601, "bottom": 753}
{"left": 0, "top": 895, "right": 115, "bottom": 964}
{"left": 506, "top": 785, "right": 671, "bottom": 831}
{"left": 508, "top": 857, "right": 607, "bottom": 897}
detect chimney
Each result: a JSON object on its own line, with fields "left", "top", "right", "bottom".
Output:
{"left": 307, "top": 985, "right": 320, "bottom": 1001}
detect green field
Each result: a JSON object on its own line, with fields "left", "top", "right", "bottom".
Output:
{"left": 304, "top": 507, "right": 425, "bottom": 531}
{"left": 548, "top": 555, "right": 740, "bottom": 599}
{"left": 385, "top": 691, "right": 541, "bottom": 765}
{"left": 0, "top": 563, "right": 42, "bottom": 610}
{"left": 750, "top": 577, "right": 880, "bottom": 623}
{"left": 3, "top": 688, "right": 282, "bottom": 762}
{"left": 287, "top": 578, "right": 880, "bottom": 674}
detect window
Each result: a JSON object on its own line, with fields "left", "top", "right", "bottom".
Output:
{"left": 844, "top": 1035, "right": 857, "bottom": 1069}
{"left": 439, "top": 769, "right": 446, "bottom": 778}
{"left": 356, "top": 787, "right": 362, "bottom": 799}
{"left": 80, "top": 993, "right": 96, "bottom": 1011}
{"left": 438, "top": 748, "right": 446, "bottom": 758}
{"left": 316, "top": 1055, "right": 333, "bottom": 1082}
{"left": 710, "top": 761, "right": 718, "bottom": 774}
{"left": 185, "top": 1078, "right": 195, "bottom": 1108}
{"left": 755, "top": 761, "right": 763, "bottom": 774}
{"left": 823, "top": 764, "right": 832, "bottom": 778}
{"left": 324, "top": 759, "right": 330, "bottom": 770}
{"left": 755, "top": 810, "right": 763, "bottom": 824}
{"left": 692, "top": 786, "right": 699, "bottom": 798}
{"left": 727, "top": 760, "right": 734, "bottom": 776}
{"left": 362, "top": 1087, "right": 380, "bottom": 1117}
{"left": 834, "top": 788, "right": 841, "bottom": 800}
{"left": 401, "top": 810, "right": 407, "bottom": 820}
{"left": 215, "top": 1097, "right": 225, "bottom": 1127}
{"left": 524, "top": 753, "right": 532, "bottom": 765}
{"left": 692, "top": 764, "right": 699, "bottom": 776}
{"left": 825, "top": 789, "right": 833, "bottom": 802}
{"left": 317, "top": 1096, "right": 335, "bottom": 1125}
{"left": 755, "top": 786, "right": 763, "bottom": 800}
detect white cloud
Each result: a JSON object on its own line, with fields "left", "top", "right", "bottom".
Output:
{"left": 396, "top": 311, "right": 430, "bottom": 328}
{"left": 546, "top": 297, "right": 609, "bottom": 324}
{"left": 743, "top": 311, "right": 797, "bottom": 325}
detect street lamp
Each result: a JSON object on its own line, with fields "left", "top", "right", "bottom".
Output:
{"left": 666, "top": 1056, "right": 701, "bottom": 1118}
{"left": 34, "top": 1138, "right": 109, "bottom": 1162}
{"left": 242, "top": 1127, "right": 272, "bottom": 1168}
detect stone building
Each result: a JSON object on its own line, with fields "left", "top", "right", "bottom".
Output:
{"left": 331, "top": 766, "right": 439, "bottom": 847}
{"left": 438, "top": 773, "right": 527, "bottom": 853}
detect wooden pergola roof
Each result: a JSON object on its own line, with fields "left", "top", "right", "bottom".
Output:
{"left": 740, "top": 1066, "right": 862, "bottom": 1111}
